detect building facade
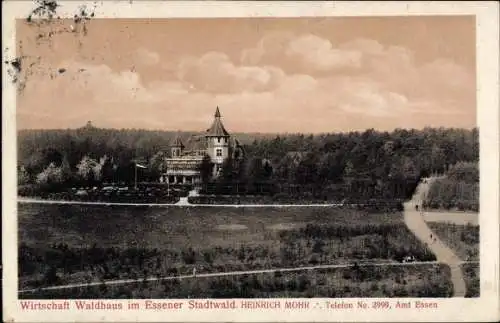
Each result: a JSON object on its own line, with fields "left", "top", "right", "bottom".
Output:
{"left": 161, "top": 107, "right": 244, "bottom": 185}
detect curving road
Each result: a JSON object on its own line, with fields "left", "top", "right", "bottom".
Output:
{"left": 403, "top": 177, "right": 467, "bottom": 297}
{"left": 18, "top": 260, "right": 480, "bottom": 294}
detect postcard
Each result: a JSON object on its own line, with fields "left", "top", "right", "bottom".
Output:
{"left": 2, "top": 1, "right": 499, "bottom": 322}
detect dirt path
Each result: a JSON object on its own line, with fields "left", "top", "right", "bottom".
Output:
{"left": 20, "top": 260, "right": 479, "bottom": 294}
{"left": 403, "top": 177, "right": 467, "bottom": 297}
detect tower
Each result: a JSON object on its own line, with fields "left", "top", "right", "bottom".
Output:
{"left": 171, "top": 135, "right": 184, "bottom": 158}
{"left": 205, "top": 107, "right": 230, "bottom": 176}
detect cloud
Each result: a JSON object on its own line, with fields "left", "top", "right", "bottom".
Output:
{"left": 241, "top": 33, "right": 473, "bottom": 99}
{"left": 285, "top": 34, "right": 362, "bottom": 71}
{"left": 177, "top": 52, "right": 285, "bottom": 93}
{"left": 135, "top": 48, "right": 160, "bottom": 66}
{"left": 240, "top": 31, "right": 294, "bottom": 66}
{"left": 17, "top": 31, "right": 475, "bottom": 132}
{"left": 323, "top": 78, "right": 409, "bottom": 117}
{"left": 242, "top": 32, "right": 364, "bottom": 73}
{"left": 69, "top": 63, "right": 155, "bottom": 103}
{"left": 238, "top": 33, "right": 474, "bottom": 116}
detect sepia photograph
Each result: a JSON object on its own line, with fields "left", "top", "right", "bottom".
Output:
{"left": 2, "top": 1, "right": 499, "bottom": 322}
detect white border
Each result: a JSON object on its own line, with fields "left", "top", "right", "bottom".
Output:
{"left": 2, "top": 1, "right": 499, "bottom": 322}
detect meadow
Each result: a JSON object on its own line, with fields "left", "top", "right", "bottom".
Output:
{"left": 21, "top": 264, "right": 453, "bottom": 299}
{"left": 461, "top": 262, "right": 480, "bottom": 297}
{"left": 426, "top": 221, "right": 480, "bottom": 298}
{"left": 19, "top": 203, "right": 437, "bottom": 297}
{"left": 427, "top": 222, "right": 479, "bottom": 261}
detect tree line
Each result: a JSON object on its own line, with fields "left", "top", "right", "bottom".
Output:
{"left": 204, "top": 127, "right": 478, "bottom": 200}
{"left": 18, "top": 125, "right": 478, "bottom": 201}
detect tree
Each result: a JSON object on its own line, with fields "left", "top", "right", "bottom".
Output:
{"left": 198, "top": 155, "right": 213, "bottom": 185}
{"left": 93, "top": 157, "right": 106, "bottom": 182}
{"left": 36, "top": 163, "right": 63, "bottom": 185}
{"left": 100, "top": 155, "right": 115, "bottom": 183}
{"left": 149, "top": 151, "right": 166, "bottom": 181}
{"left": 447, "top": 161, "right": 479, "bottom": 183}
{"left": 219, "top": 155, "right": 235, "bottom": 184}
{"left": 41, "top": 148, "right": 63, "bottom": 167}
{"left": 401, "top": 157, "right": 419, "bottom": 180}
{"left": 294, "top": 153, "right": 320, "bottom": 185}
{"left": 60, "top": 155, "right": 73, "bottom": 185}
{"left": 24, "top": 151, "right": 46, "bottom": 177}
{"left": 235, "top": 157, "right": 248, "bottom": 183}
{"left": 343, "top": 160, "right": 354, "bottom": 179}
{"left": 274, "top": 156, "right": 292, "bottom": 183}
{"left": 262, "top": 159, "right": 273, "bottom": 179}
{"left": 430, "top": 145, "right": 446, "bottom": 174}
{"left": 18, "top": 166, "right": 30, "bottom": 185}
{"left": 76, "top": 156, "right": 98, "bottom": 184}
{"left": 17, "top": 126, "right": 479, "bottom": 201}
{"left": 43, "top": 266, "right": 60, "bottom": 285}
{"left": 245, "top": 157, "right": 267, "bottom": 193}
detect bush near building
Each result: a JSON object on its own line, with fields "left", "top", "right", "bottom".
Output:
{"left": 18, "top": 183, "right": 182, "bottom": 203}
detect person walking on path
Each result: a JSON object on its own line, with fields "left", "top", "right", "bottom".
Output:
{"left": 403, "top": 177, "right": 467, "bottom": 297}
{"left": 192, "top": 267, "right": 197, "bottom": 277}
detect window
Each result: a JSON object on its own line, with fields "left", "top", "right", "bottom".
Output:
{"left": 216, "top": 149, "right": 222, "bottom": 157}
{"left": 217, "top": 137, "right": 221, "bottom": 143}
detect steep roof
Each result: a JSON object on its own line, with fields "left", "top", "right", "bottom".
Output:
{"left": 233, "top": 138, "right": 242, "bottom": 147}
{"left": 206, "top": 106, "right": 230, "bottom": 137}
{"left": 187, "top": 135, "right": 207, "bottom": 151}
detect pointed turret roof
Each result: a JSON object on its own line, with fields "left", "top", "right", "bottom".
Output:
{"left": 206, "top": 106, "right": 230, "bottom": 137}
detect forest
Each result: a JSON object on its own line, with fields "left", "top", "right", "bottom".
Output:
{"left": 424, "top": 161, "right": 479, "bottom": 211}
{"left": 17, "top": 125, "right": 478, "bottom": 202}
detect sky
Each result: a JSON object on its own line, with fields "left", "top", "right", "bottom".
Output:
{"left": 16, "top": 16, "right": 476, "bottom": 133}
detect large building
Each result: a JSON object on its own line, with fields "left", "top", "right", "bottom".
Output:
{"left": 160, "top": 107, "right": 244, "bottom": 185}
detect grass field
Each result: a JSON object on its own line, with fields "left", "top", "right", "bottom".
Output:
{"left": 461, "top": 262, "right": 480, "bottom": 297}
{"left": 21, "top": 264, "right": 453, "bottom": 299}
{"left": 426, "top": 221, "right": 480, "bottom": 298}
{"left": 19, "top": 203, "right": 437, "bottom": 296}
{"left": 424, "top": 212, "right": 478, "bottom": 226}
{"left": 427, "top": 222, "right": 479, "bottom": 261}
